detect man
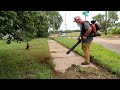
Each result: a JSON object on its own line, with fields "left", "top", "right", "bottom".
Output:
{"left": 74, "top": 16, "right": 94, "bottom": 65}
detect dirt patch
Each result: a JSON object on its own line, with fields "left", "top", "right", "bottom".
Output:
{"left": 54, "top": 64, "right": 119, "bottom": 79}
{"left": 51, "top": 51, "right": 57, "bottom": 53}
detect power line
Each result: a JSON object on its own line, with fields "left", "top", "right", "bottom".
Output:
{"left": 53, "top": 16, "right": 55, "bottom": 37}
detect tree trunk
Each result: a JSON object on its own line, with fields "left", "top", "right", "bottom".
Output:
{"left": 25, "top": 31, "right": 29, "bottom": 50}
{"left": 25, "top": 39, "right": 29, "bottom": 50}
{"left": 105, "top": 11, "right": 107, "bottom": 35}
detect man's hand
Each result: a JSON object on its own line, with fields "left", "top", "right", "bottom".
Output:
{"left": 83, "top": 36, "right": 87, "bottom": 40}
{"left": 77, "top": 37, "right": 80, "bottom": 40}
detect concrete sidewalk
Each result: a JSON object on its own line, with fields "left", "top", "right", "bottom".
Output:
{"left": 48, "top": 39, "right": 98, "bottom": 73}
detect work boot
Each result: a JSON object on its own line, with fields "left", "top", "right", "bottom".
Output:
{"left": 90, "top": 56, "right": 94, "bottom": 61}
{"left": 81, "top": 62, "right": 90, "bottom": 65}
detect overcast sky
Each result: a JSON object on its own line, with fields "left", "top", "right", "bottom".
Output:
{"left": 59, "top": 11, "right": 120, "bottom": 30}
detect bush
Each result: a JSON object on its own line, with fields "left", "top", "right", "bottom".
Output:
{"left": 111, "top": 27, "right": 120, "bottom": 34}
{"left": 116, "top": 28, "right": 120, "bottom": 34}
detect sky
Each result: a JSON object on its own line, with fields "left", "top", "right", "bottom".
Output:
{"left": 59, "top": 11, "right": 120, "bottom": 31}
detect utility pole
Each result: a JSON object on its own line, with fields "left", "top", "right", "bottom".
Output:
{"left": 53, "top": 17, "right": 55, "bottom": 37}
{"left": 85, "top": 16, "right": 86, "bottom": 21}
{"left": 105, "top": 11, "right": 107, "bottom": 35}
{"left": 65, "top": 11, "right": 67, "bottom": 36}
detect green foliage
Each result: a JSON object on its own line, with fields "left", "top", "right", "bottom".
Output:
{"left": 92, "top": 14, "right": 105, "bottom": 30}
{"left": 92, "top": 14, "right": 105, "bottom": 24}
{"left": 115, "top": 22, "right": 120, "bottom": 27}
{"left": 108, "top": 11, "right": 119, "bottom": 27}
{"left": 45, "top": 11, "right": 63, "bottom": 30}
{"left": 0, "top": 11, "right": 18, "bottom": 35}
{"left": 31, "top": 11, "right": 49, "bottom": 38}
{"left": 0, "top": 11, "right": 63, "bottom": 43}
{"left": 111, "top": 27, "right": 120, "bottom": 34}
{"left": 92, "top": 11, "right": 119, "bottom": 30}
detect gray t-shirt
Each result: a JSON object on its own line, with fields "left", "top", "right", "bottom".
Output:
{"left": 81, "top": 21, "right": 93, "bottom": 43}
{"left": 84, "top": 21, "right": 90, "bottom": 30}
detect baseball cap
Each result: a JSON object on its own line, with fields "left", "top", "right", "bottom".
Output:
{"left": 73, "top": 16, "right": 81, "bottom": 22}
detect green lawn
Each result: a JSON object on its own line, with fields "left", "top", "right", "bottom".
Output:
{"left": 100, "top": 33, "right": 120, "bottom": 38}
{"left": 52, "top": 37, "right": 120, "bottom": 77}
{"left": 67, "top": 32, "right": 80, "bottom": 37}
{"left": 0, "top": 38, "right": 54, "bottom": 79}
{"left": 67, "top": 32, "right": 120, "bottom": 38}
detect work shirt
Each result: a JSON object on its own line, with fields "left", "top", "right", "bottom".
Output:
{"left": 80, "top": 21, "right": 93, "bottom": 43}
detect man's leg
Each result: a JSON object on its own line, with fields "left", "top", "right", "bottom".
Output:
{"left": 88, "top": 42, "right": 94, "bottom": 61}
{"left": 88, "top": 42, "right": 93, "bottom": 57}
{"left": 81, "top": 42, "right": 91, "bottom": 65}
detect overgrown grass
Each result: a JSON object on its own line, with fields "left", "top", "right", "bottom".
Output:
{"left": 52, "top": 37, "right": 120, "bottom": 77}
{"left": 0, "top": 38, "right": 54, "bottom": 79}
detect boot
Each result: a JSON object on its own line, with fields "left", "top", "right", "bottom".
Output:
{"left": 90, "top": 56, "right": 94, "bottom": 61}
{"left": 81, "top": 62, "right": 90, "bottom": 65}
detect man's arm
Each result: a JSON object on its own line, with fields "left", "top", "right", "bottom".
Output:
{"left": 84, "top": 22, "right": 92, "bottom": 37}
{"left": 85, "top": 27, "right": 92, "bottom": 37}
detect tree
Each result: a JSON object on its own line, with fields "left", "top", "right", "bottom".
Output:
{"left": 107, "top": 11, "right": 119, "bottom": 28}
{"left": 92, "top": 14, "right": 105, "bottom": 24}
{"left": 0, "top": 11, "right": 20, "bottom": 43}
{"left": 31, "top": 11, "right": 49, "bottom": 37}
{"left": 0, "top": 11, "right": 50, "bottom": 50}
{"left": 16, "top": 11, "right": 35, "bottom": 49}
{"left": 115, "top": 22, "right": 120, "bottom": 27}
{"left": 92, "top": 14, "right": 105, "bottom": 31}
{"left": 0, "top": 11, "right": 18, "bottom": 35}
{"left": 45, "top": 11, "right": 63, "bottom": 31}
{"left": 0, "top": 11, "right": 63, "bottom": 49}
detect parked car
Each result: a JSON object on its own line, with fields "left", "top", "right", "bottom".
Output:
{"left": 61, "top": 33, "right": 67, "bottom": 37}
